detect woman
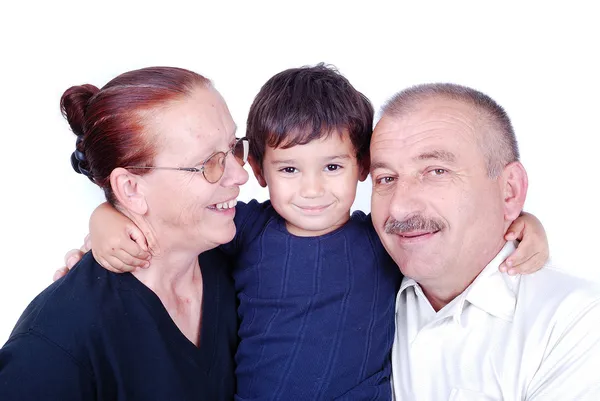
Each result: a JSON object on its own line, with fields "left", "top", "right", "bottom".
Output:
{"left": 0, "top": 67, "right": 248, "bottom": 400}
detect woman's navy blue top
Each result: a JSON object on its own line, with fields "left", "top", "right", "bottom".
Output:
{"left": 0, "top": 249, "right": 238, "bottom": 401}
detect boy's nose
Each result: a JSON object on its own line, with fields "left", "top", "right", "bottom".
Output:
{"left": 300, "top": 173, "right": 325, "bottom": 198}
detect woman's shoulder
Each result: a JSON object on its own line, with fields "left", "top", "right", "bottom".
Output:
{"left": 8, "top": 253, "right": 126, "bottom": 354}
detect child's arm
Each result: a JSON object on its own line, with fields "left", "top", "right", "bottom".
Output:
{"left": 499, "top": 211, "right": 549, "bottom": 275}
{"left": 56, "top": 203, "right": 544, "bottom": 279}
{"left": 53, "top": 200, "right": 266, "bottom": 281}
{"left": 53, "top": 203, "right": 150, "bottom": 281}
{"left": 90, "top": 203, "right": 151, "bottom": 272}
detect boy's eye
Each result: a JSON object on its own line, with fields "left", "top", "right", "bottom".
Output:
{"left": 325, "top": 164, "right": 342, "bottom": 172}
{"left": 279, "top": 167, "right": 298, "bottom": 174}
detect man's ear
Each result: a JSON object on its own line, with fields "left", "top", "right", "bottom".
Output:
{"left": 248, "top": 154, "right": 267, "bottom": 187}
{"left": 501, "top": 161, "right": 528, "bottom": 221}
{"left": 358, "top": 153, "right": 371, "bottom": 182}
{"left": 109, "top": 168, "right": 149, "bottom": 215}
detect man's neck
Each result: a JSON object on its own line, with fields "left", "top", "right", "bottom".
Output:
{"left": 421, "top": 285, "right": 465, "bottom": 312}
{"left": 419, "top": 239, "right": 508, "bottom": 312}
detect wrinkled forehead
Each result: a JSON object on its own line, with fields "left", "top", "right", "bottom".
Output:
{"left": 371, "top": 100, "right": 482, "bottom": 166}
{"left": 149, "top": 86, "right": 236, "bottom": 162}
{"left": 175, "top": 86, "right": 234, "bottom": 133}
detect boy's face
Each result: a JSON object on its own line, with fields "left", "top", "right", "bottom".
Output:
{"left": 253, "top": 131, "right": 367, "bottom": 237}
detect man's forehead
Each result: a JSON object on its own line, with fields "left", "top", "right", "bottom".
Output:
{"left": 371, "top": 120, "right": 479, "bottom": 169}
{"left": 374, "top": 104, "right": 479, "bottom": 149}
{"left": 382, "top": 97, "right": 476, "bottom": 125}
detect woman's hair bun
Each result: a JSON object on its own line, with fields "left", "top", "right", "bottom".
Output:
{"left": 60, "top": 84, "right": 100, "bottom": 137}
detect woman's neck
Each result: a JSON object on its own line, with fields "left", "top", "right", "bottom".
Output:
{"left": 132, "top": 250, "right": 205, "bottom": 347}
{"left": 132, "top": 249, "right": 202, "bottom": 292}
{"left": 126, "top": 215, "right": 207, "bottom": 346}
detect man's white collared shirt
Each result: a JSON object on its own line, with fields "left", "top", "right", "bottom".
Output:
{"left": 391, "top": 241, "right": 600, "bottom": 400}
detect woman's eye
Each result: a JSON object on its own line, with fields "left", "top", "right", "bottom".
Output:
{"left": 325, "top": 164, "right": 341, "bottom": 172}
{"left": 280, "top": 167, "right": 298, "bottom": 174}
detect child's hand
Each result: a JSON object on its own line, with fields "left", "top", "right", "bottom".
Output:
{"left": 89, "top": 203, "right": 151, "bottom": 273}
{"left": 53, "top": 234, "right": 92, "bottom": 281}
{"left": 499, "top": 211, "right": 549, "bottom": 275}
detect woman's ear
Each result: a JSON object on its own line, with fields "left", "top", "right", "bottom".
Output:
{"left": 248, "top": 154, "right": 267, "bottom": 187}
{"left": 501, "top": 161, "right": 528, "bottom": 222}
{"left": 109, "top": 168, "right": 149, "bottom": 215}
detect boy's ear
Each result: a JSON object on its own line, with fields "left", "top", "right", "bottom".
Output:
{"left": 109, "top": 168, "right": 149, "bottom": 215}
{"left": 358, "top": 153, "right": 370, "bottom": 182}
{"left": 501, "top": 161, "right": 528, "bottom": 222}
{"left": 248, "top": 154, "right": 267, "bottom": 187}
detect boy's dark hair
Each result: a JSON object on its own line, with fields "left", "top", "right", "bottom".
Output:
{"left": 246, "top": 63, "right": 374, "bottom": 166}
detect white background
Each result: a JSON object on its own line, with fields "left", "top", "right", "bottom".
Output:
{"left": 0, "top": 1, "right": 598, "bottom": 342}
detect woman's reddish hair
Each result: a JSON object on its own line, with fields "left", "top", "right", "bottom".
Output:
{"left": 61, "top": 67, "right": 210, "bottom": 204}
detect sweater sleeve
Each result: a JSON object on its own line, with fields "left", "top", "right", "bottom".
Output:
{"left": 0, "top": 331, "right": 95, "bottom": 401}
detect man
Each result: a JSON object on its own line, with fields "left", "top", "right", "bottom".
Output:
{"left": 370, "top": 83, "right": 600, "bottom": 400}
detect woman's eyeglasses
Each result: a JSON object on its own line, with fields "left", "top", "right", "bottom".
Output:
{"left": 126, "top": 137, "right": 249, "bottom": 184}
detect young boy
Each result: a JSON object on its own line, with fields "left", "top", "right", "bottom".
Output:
{"left": 65, "top": 64, "right": 548, "bottom": 400}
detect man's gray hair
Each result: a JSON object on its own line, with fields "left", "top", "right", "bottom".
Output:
{"left": 381, "top": 83, "right": 519, "bottom": 177}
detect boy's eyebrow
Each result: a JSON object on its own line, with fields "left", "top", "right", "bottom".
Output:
{"left": 270, "top": 154, "right": 352, "bottom": 165}
{"left": 324, "top": 154, "right": 352, "bottom": 161}
{"left": 270, "top": 159, "right": 296, "bottom": 165}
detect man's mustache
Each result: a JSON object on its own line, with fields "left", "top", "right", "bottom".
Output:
{"left": 384, "top": 215, "right": 446, "bottom": 234}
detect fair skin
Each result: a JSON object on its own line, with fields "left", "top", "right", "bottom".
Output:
{"left": 370, "top": 97, "right": 528, "bottom": 311}
{"left": 249, "top": 131, "right": 369, "bottom": 236}
{"left": 110, "top": 85, "right": 248, "bottom": 344}
{"left": 57, "top": 129, "right": 547, "bottom": 278}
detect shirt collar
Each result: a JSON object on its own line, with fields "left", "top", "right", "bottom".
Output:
{"left": 397, "top": 241, "right": 520, "bottom": 323}
{"left": 462, "top": 241, "right": 520, "bottom": 322}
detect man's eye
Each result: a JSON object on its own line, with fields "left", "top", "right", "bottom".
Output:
{"left": 280, "top": 167, "right": 298, "bottom": 174}
{"left": 325, "top": 164, "right": 341, "bottom": 172}
{"left": 428, "top": 168, "right": 447, "bottom": 176}
{"left": 376, "top": 176, "right": 396, "bottom": 185}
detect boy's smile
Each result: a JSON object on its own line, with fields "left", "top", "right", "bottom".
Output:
{"left": 293, "top": 203, "right": 334, "bottom": 214}
{"left": 254, "top": 131, "right": 368, "bottom": 237}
